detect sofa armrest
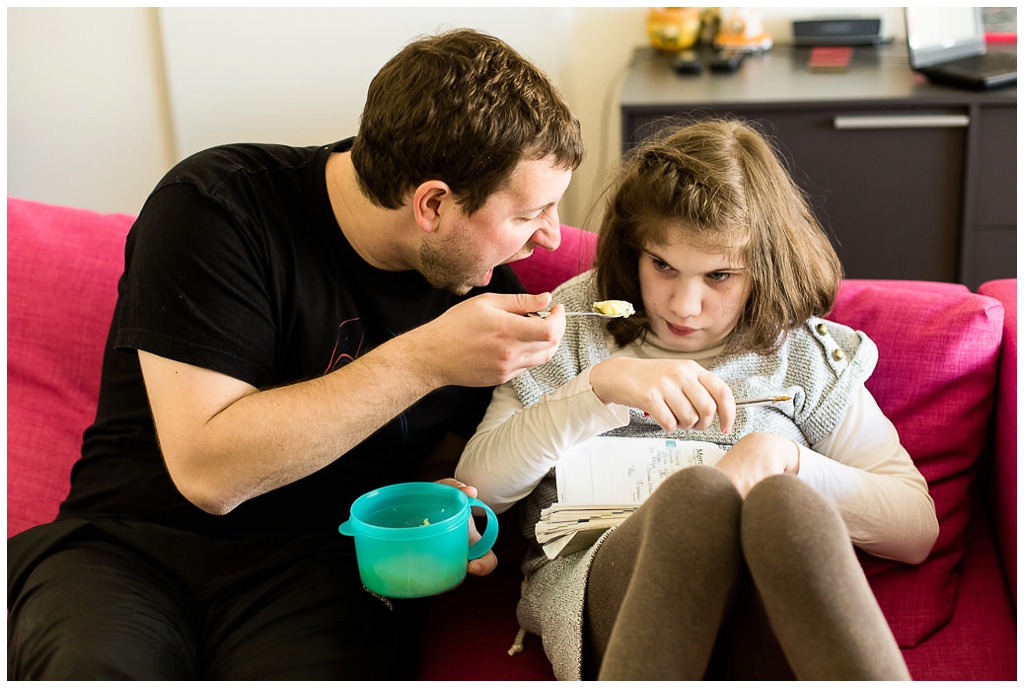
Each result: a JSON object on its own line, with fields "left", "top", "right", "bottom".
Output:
{"left": 978, "top": 279, "right": 1017, "bottom": 605}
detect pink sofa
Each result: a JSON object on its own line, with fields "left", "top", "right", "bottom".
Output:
{"left": 8, "top": 197, "right": 1017, "bottom": 679}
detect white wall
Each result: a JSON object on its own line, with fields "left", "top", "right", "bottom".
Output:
{"left": 7, "top": 8, "right": 176, "bottom": 216}
{"left": 157, "top": 7, "right": 591, "bottom": 221}
{"left": 7, "top": 7, "right": 907, "bottom": 225}
{"left": 159, "top": 8, "right": 576, "bottom": 157}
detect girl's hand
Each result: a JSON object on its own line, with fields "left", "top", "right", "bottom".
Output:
{"left": 589, "top": 357, "right": 736, "bottom": 433}
{"left": 714, "top": 432, "right": 801, "bottom": 497}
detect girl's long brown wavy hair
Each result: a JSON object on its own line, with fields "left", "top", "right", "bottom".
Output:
{"left": 594, "top": 118, "right": 842, "bottom": 355}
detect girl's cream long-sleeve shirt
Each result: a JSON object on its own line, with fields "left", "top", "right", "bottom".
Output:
{"left": 457, "top": 337, "right": 939, "bottom": 566}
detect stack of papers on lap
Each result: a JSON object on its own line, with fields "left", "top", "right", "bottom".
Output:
{"left": 537, "top": 436, "right": 725, "bottom": 559}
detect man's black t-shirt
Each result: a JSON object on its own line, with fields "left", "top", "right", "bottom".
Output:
{"left": 56, "top": 138, "right": 523, "bottom": 537}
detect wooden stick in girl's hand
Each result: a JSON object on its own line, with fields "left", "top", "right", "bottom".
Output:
{"left": 735, "top": 395, "right": 792, "bottom": 407}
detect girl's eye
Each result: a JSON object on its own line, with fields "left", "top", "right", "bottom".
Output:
{"left": 651, "top": 257, "right": 672, "bottom": 271}
{"left": 707, "top": 271, "right": 734, "bottom": 282}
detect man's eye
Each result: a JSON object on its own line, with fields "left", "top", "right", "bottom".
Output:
{"left": 524, "top": 206, "right": 556, "bottom": 223}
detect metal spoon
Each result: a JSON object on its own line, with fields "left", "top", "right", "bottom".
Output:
{"left": 527, "top": 310, "right": 627, "bottom": 319}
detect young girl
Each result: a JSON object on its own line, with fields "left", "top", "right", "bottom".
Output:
{"left": 456, "top": 119, "right": 938, "bottom": 680}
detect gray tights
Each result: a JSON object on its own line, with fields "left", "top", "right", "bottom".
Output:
{"left": 583, "top": 465, "right": 910, "bottom": 680}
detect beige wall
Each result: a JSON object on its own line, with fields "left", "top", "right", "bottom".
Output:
{"left": 7, "top": 7, "right": 906, "bottom": 226}
{"left": 8, "top": 8, "right": 176, "bottom": 216}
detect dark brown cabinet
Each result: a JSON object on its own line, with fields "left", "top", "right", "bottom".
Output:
{"left": 620, "top": 45, "right": 1016, "bottom": 289}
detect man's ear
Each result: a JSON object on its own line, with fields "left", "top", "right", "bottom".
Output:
{"left": 412, "top": 180, "right": 452, "bottom": 234}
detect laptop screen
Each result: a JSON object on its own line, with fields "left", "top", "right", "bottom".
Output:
{"left": 906, "top": 7, "right": 986, "bottom": 68}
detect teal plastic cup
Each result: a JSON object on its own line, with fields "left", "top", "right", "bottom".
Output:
{"left": 338, "top": 482, "right": 498, "bottom": 599}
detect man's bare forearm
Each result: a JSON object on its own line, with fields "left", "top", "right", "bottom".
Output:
{"left": 141, "top": 330, "right": 443, "bottom": 515}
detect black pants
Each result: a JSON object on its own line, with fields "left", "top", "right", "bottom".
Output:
{"left": 8, "top": 521, "right": 421, "bottom": 680}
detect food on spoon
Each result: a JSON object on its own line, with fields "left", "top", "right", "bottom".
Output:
{"left": 592, "top": 300, "right": 635, "bottom": 317}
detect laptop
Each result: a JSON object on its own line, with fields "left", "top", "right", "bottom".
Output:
{"left": 905, "top": 7, "right": 1016, "bottom": 90}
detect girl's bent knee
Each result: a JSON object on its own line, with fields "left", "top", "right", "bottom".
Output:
{"left": 741, "top": 475, "right": 849, "bottom": 551}
{"left": 635, "top": 466, "right": 742, "bottom": 538}
{"left": 745, "top": 472, "right": 807, "bottom": 505}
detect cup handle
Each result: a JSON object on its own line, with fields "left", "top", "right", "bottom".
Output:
{"left": 338, "top": 520, "right": 354, "bottom": 536}
{"left": 466, "top": 497, "right": 499, "bottom": 560}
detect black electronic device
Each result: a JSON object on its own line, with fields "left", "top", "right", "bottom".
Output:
{"left": 670, "top": 50, "right": 704, "bottom": 75}
{"left": 792, "top": 18, "right": 882, "bottom": 46}
{"left": 708, "top": 50, "right": 745, "bottom": 72}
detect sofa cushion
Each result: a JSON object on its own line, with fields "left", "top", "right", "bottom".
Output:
{"left": 7, "top": 197, "right": 134, "bottom": 537}
{"left": 899, "top": 502, "right": 1017, "bottom": 680}
{"left": 977, "top": 278, "right": 1017, "bottom": 604}
{"left": 828, "top": 280, "right": 1004, "bottom": 646}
